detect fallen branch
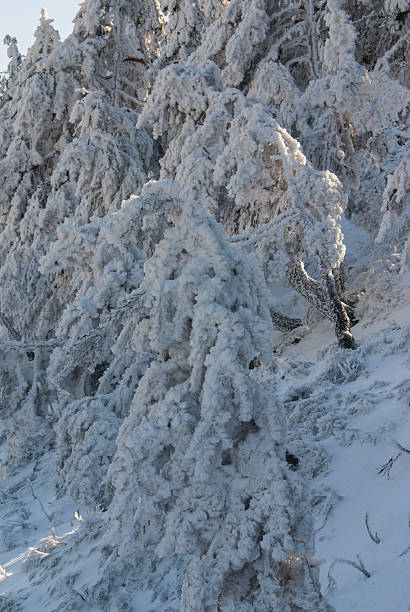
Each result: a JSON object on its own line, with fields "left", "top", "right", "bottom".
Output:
{"left": 327, "top": 554, "right": 371, "bottom": 593}
{"left": 365, "top": 512, "right": 381, "bottom": 544}
{"left": 378, "top": 453, "right": 400, "bottom": 479}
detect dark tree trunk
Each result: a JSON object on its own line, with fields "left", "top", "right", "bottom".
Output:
{"left": 320, "top": 266, "right": 357, "bottom": 349}
{"left": 286, "top": 257, "right": 357, "bottom": 349}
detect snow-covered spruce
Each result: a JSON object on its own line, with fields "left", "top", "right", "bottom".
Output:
{"left": 45, "top": 181, "right": 182, "bottom": 503}
{"left": 140, "top": 59, "right": 356, "bottom": 348}
{"left": 0, "top": 5, "right": 156, "bottom": 468}
{"left": 106, "top": 188, "right": 328, "bottom": 611}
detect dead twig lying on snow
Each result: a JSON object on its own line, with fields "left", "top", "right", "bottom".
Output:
{"left": 365, "top": 512, "right": 381, "bottom": 544}
{"left": 394, "top": 441, "right": 410, "bottom": 455}
{"left": 378, "top": 442, "right": 410, "bottom": 479}
{"left": 327, "top": 555, "right": 371, "bottom": 594}
{"left": 378, "top": 454, "right": 400, "bottom": 479}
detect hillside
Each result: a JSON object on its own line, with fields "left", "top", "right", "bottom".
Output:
{"left": 0, "top": 1, "right": 408, "bottom": 610}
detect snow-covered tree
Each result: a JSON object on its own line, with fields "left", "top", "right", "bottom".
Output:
{"left": 106, "top": 185, "right": 328, "bottom": 610}
{"left": 0, "top": 2, "right": 157, "bottom": 339}
{"left": 0, "top": 1, "right": 408, "bottom": 608}
{"left": 0, "top": 35, "right": 21, "bottom": 98}
{"left": 215, "top": 101, "right": 356, "bottom": 348}
{"left": 140, "top": 55, "right": 356, "bottom": 347}
{"left": 0, "top": 4, "right": 157, "bottom": 469}
{"left": 43, "top": 181, "right": 179, "bottom": 501}
{"left": 155, "top": 0, "right": 205, "bottom": 65}
{"left": 376, "top": 149, "right": 410, "bottom": 272}
{"left": 294, "top": 0, "right": 409, "bottom": 224}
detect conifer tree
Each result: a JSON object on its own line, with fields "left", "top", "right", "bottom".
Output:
{"left": 44, "top": 181, "right": 179, "bottom": 501}
{"left": 0, "top": 3, "right": 156, "bottom": 468}
{"left": 139, "top": 59, "right": 356, "bottom": 346}
{"left": 106, "top": 185, "right": 328, "bottom": 611}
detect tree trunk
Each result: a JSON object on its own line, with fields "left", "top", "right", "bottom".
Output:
{"left": 286, "top": 257, "right": 357, "bottom": 349}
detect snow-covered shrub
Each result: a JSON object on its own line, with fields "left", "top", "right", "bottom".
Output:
{"left": 323, "top": 351, "right": 364, "bottom": 385}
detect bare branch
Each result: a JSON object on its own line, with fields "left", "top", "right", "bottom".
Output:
{"left": 365, "top": 512, "right": 381, "bottom": 544}
{"left": 330, "top": 555, "right": 371, "bottom": 580}
{"left": 378, "top": 454, "right": 400, "bottom": 479}
{"left": 394, "top": 441, "right": 410, "bottom": 455}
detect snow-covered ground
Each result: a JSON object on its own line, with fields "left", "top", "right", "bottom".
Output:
{"left": 277, "top": 211, "right": 410, "bottom": 612}
{"left": 0, "top": 457, "right": 180, "bottom": 611}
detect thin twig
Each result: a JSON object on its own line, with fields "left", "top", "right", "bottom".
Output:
{"left": 394, "top": 441, "right": 410, "bottom": 455}
{"left": 316, "top": 491, "right": 340, "bottom": 534}
{"left": 399, "top": 514, "right": 410, "bottom": 556}
{"left": 330, "top": 555, "right": 371, "bottom": 580}
{"left": 26, "top": 479, "right": 52, "bottom": 523}
{"left": 365, "top": 512, "right": 381, "bottom": 544}
{"left": 378, "top": 454, "right": 400, "bottom": 479}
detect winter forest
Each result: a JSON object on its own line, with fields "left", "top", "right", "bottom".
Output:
{"left": 0, "top": 0, "right": 409, "bottom": 610}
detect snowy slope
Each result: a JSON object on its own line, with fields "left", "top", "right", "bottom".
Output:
{"left": 0, "top": 456, "right": 181, "bottom": 611}
{"left": 277, "top": 213, "right": 410, "bottom": 612}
